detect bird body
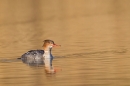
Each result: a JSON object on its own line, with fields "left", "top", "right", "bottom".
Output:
{"left": 21, "top": 50, "right": 45, "bottom": 65}
{"left": 20, "top": 39, "right": 60, "bottom": 73}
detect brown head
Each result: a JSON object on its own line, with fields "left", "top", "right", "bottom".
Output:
{"left": 42, "top": 39, "right": 60, "bottom": 50}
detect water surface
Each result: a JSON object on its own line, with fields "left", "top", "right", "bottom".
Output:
{"left": 0, "top": 0, "right": 130, "bottom": 86}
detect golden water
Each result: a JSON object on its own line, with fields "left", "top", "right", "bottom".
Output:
{"left": 0, "top": 0, "right": 130, "bottom": 86}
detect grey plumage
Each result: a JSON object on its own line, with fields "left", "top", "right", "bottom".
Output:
{"left": 21, "top": 50, "right": 44, "bottom": 66}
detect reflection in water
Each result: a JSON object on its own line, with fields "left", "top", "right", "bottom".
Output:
{"left": 0, "top": 0, "right": 130, "bottom": 86}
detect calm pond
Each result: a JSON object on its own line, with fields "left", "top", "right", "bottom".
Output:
{"left": 0, "top": 0, "right": 130, "bottom": 86}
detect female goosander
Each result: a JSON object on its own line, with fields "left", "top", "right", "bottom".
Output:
{"left": 21, "top": 39, "right": 60, "bottom": 73}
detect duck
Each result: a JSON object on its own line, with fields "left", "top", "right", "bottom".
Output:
{"left": 21, "top": 40, "right": 60, "bottom": 67}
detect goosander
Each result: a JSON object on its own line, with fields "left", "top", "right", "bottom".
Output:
{"left": 21, "top": 40, "right": 60, "bottom": 72}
